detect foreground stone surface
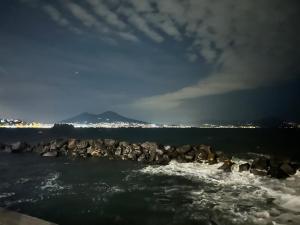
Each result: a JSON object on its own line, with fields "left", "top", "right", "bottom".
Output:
{"left": 0, "top": 207, "right": 57, "bottom": 225}
{"left": 0, "top": 139, "right": 299, "bottom": 179}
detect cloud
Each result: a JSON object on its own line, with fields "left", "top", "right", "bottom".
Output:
{"left": 42, "top": 4, "right": 70, "bottom": 27}
{"left": 64, "top": 1, "right": 109, "bottom": 33}
{"left": 118, "top": 7, "right": 164, "bottom": 43}
{"left": 134, "top": 0, "right": 300, "bottom": 111}
{"left": 86, "top": 0, "right": 126, "bottom": 30}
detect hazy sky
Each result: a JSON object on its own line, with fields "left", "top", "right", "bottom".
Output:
{"left": 0, "top": 0, "right": 299, "bottom": 124}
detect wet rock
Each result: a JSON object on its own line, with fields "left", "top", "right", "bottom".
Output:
{"left": 184, "top": 154, "right": 194, "bottom": 162}
{"left": 141, "top": 142, "right": 158, "bottom": 162}
{"left": 104, "top": 139, "right": 117, "bottom": 147}
{"left": 250, "top": 168, "right": 268, "bottom": 176}
{"left": 164, "top": 145, "right": 171, "bottom": 151}
{"left": 250, "top": 157, "right": 270, "bottom": 176}
{"left": 137, "top": 153, "right": 146, "bottom": 162}
{"left": 11, "top": 142, "right": 29, "bottom": 153}
{"left": 68, "top": 139, "right": 77, "bottom": 150}
{"left": 216, "top": 151, "right": 230, "bottom": 163}
{"left": 251, "top": 157, "right": 270, "bottom": 171}
{"left": 218, "top": 160, "right": 235, "bottom": 172}
{"left": 176, "top": 155, "right": 187, "bottom": 163}
{"left": 155, "top": 148, "right": 164, "bottom": 156}
{"left": 114, "top": 147, "right": 122, "bottom": 157}
{"left": 207, "top": 152, "right": 217, "bottom": 164}
{"left": 119, "top": 141, "right": 129, "bottom": 148}
{"left": 76, "top": 140, "right": 89, "bottom": 149}
{"left": 176, "top": 145, "right": 191, "bottom": 154}
{"left": 194, "top": 145, "right": 213, "bottom": 162}
{"left": 239, "top": 163, "right": 250, "bottom": 172}
{"left": 42, "top": 151, "right": 58, "bottom": 157}
{"left": 155, "top": 154, "right": 170, "bottom": 165}
{"left": 280, "top": 163, "right": 296, "bottom": 176}
{"left": 90, "top": 149, "right": 102, "bottom": 157}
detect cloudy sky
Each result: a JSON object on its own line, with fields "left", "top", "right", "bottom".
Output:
{"left": 0, "top": 0, "right": 299, "bottom": 124}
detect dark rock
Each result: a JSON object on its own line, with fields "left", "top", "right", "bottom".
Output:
{"left": 251, "top": 157, "right": 270, "bottom": 171}
{"left": 219, "top": 160, "right": 235, "bottom": 172}
{"left": 184, "top": 154, "right": 194, "bottom": 162}
{"left": 194, "top": 145, "right": 213, "bottom": 162}
{"left": 250, "top": 168, "right": 268, "bottom": 176}
{"left": 216, "top": 151, "right": 230, "bottom": 163}
{"left": 68, "top": 139, "right": 77, "bottom": 150}
{"left": 114, "top": 147, "right": 122, "bottom": 157}
{"left": 207, "top": 152, "right": 217, "bottom": 164}
{"left": 76, "top": 140, "right": 89, "bottom": 149}
{"left": 239, "top": 163, "right": 250, "bottom": 172}
{"left": 137, "top": 153, "right": 146, "bottom": 162}
{"left": 42, "top": 151, "right": 58, "bottom": 157}
{"left": 280, "top": 163, "right": 296, "bottom": 176}
{"left": 155, "top": 154, "right": 170, "bottom": 165}
{"left": 176, "top": 155, "right": 187, "bottom": 163}
{"left": 11, "top": 142, "right": 28, "bottom": 153}
{"left": 176, "top": 145, "right": 191, "bottom": 154}
{"left": 104, "top": 139, "right": 117, "bottom": 147}
{"left": 141, "top": 142, "right": 157, "bottom": 162}
{"left": 119, "top": 141, "right": 129, "bottom": 148}
{"left": 155, "top": 148, "right": 164, "bottom": 156}
{"left": 250, "top": 157, "right": 270, "bottom": 176}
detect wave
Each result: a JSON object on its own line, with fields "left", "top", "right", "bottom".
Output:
{"left": 139, "top": 160, "right": 300, "bottom": 225}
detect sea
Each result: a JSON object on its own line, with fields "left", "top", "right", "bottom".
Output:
{"left": 0, "top": 128, "right": 299, "bottom": 225}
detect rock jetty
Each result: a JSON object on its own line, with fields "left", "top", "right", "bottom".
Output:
{"left": 0, "top": 139, "right": 299, "bottom": 179}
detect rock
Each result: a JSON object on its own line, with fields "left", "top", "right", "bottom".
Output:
{"left": 114, "top": 147, "right": 122, "bottom": 157}
{"left": 76, "top": 140, "right": 89, "bottom": 149}
{"left": 280, "top": 163, "right": 296, "bottom": 176}
{"left": 176, "top": 145, "right": 191, "bottom": 154}
{"left": 164, "top": 145, "right": 171, "bottom": 151}
{"left": 119, "top": 141, "right": 129, "bottom": 148}
{"left": 239, "top": 163, "right": 250, "bottom": 172}
{"left": 155, "top": 154, "right": 170, "bottom": 165}
{"left": 104, "top": 139, "right": 117, "bottom": 147}
{"left": 184, "top": 154, "right": 194, "bottom": 162}
{"left": 42, "top": 151, "right": 58, "bottom": 157}
{"left": 207, "top": 152, "right": 217, "bottom": 164}
{"left": 219, "top": 160, "right": 235, "bottom": 172}
{"left": 194, "top": 145, "right": 213, "bottom": 162}
{"left": 251, "top": 157, "right": 270, "bottom": 171}
{"left": 141, "top": 142, "right": 157, "bottom": 162}
{"left": 137, "top": 153, "right": 146, "bottom": 162}
{"left": 250, "top": 157, "right": 271, "bottom": 176}
{"left": 68, "top": 139, "right": 77, "bottom": 150}
{"left": 90, "top": 149, "right": 101, "bottom": 157}
{"left": 250, "top": 168, "right": 268, "bottom": 176}
{"left": 155, "top": 148, "right": 164, "bottom": 156}
{"left": 11, "top": 142, "right": 28, "bottom": 153}
{"left": 216, "top": 151, "right": 230, "bottom": 163}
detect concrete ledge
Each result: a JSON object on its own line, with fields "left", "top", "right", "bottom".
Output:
{"left": 0, "top": 208, "right": 58, "bottom": 225}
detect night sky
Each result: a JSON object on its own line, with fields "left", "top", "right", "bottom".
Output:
{"left": 0, "top": 0, "right": 299, "bottom": 124}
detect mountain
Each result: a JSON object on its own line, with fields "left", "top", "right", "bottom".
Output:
{"left": 60, "top": 111, "right": 148, "bottom": 124}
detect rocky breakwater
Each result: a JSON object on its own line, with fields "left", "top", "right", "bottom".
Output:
{"left": 0, "top": 139, "right": 299, "bottom": 179}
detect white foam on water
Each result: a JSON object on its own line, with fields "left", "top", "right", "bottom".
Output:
{"left": 40, "top": 172, "right": 67, "bottom": 192}
{"left": 0, "top": 192, "right": 15, "bottom": 199}
{"left": 139, "top": 160, "right": 300, "bottom": 225}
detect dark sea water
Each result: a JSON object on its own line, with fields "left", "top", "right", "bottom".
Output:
{"left": 0, "top": 128, "right": 300, "bottom": 225}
